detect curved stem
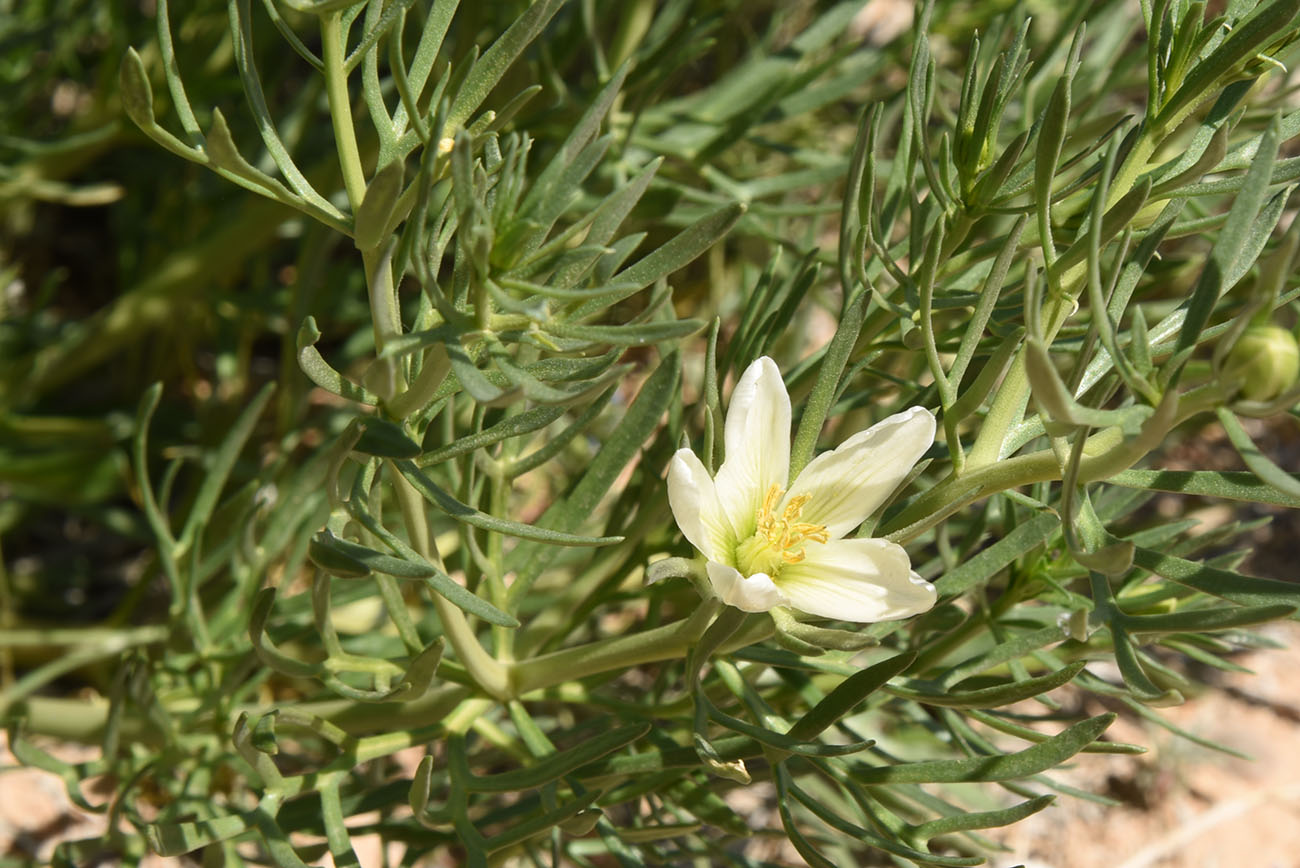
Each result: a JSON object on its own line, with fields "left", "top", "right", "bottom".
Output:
{"left": 509, "top": 604, "right": 771, "bottom": 697}
{"left": 967, "top": 132, "right": 1159, "bottom": 468}
{"left": 321, "top": 12, "right": 366, "bottom": 211}
{"left": 886, "top": 384, "right": 1225, "bottom": 543}
{"left": 390, "top": 465, "right": 511, "bottom": 701}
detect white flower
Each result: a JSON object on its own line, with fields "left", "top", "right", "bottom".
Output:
{"left": 667, "top": 357, "right": 938, "bottom": 623}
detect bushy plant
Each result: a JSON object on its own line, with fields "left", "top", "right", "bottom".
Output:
{"left": 5, "top": 0, "right": 1300, "bottom": 865}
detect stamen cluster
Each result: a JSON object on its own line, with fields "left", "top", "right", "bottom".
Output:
{"left": 755, "top": 484, "right": 829, "bottom": 565}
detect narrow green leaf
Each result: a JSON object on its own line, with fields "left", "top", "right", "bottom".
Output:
{"left": 297, "top": 318, "right": 379, "bottom": 404}
{"left": 1052, "top": 177, "right": 1153, "bottom": 277}
{"left": 1034, "top": 62, "right": 1072, "bottom": 267}
{"left": 705, "top": 699, "right": 873, "bottom": 757}
{"left": 782, "top": 770, "right": 984, "bottom": 867}
{"left": 1151, "top": 120, "right": 1230, "bottom": 195}
{"left": 446, "top": 0, "right": 566, "bottom": 129}
{"left": 936, "top": 512, "right": 1058, "bottom": 596}
{"left": 354, "top": 160, "right": 406, "bottom": 250}
{"left": 180, "top": 382, "right": 273, "bottom": 548}
{"left": 540, "top": 319, "right": 705, "bottom": 347}
{"left": 515, "top": 64, "right": 628, "bottom": 224}
{"left": 787, "top": 652, "right": 915, "bottom": 741}
{"left": 855, "top": 713, "right": 1115, "bottom": 783}
{"left": 571, "top": 203, "right": 745, "bottom": 318}
{"left": 119, "top": 48, "right": 155, "bottom": 128}
{"left": 484, "top": 791, "right": 602, "bottom": 853}
{"left": 940, "top": 625, "right": 1068, "bottom": 686}
{"left": 965, "top": 709, "right": 1146, "bottom": 754}
{"left": 445, "top": 340, "right": 515, "bottom": 405}
{"left": 344, "top": 477, "right": 520, "bottom": 627}
{"left": 1130, "top": 544, "right": 1300, "bottom": 609}
{"left": 312, "top": 531, "right": 436, "bottom": 579}
{"left": 506, "top": 353, "right": 679, "bottom": 597}
{"left": 353, "top": 417, "right": 421, "bottom": 458}
{"left": 395, "top": 460, "right": 621, "bottom": 546}
{"left": 248, "top": 589, "right": 321, "bottom": 678}
{"left": 420, "top": 404, "right": 564, "bottom": 466}
{"left": 146, "top": 811, "right": 257, "bottom": 856}
{"left": 789, "top": 286, "right": 868, "bottom": 478}
{"left": 1111, "top": 624, "right": 1183, "bottom": 705}
{"left": 890, "top": 662, "right": 1086, "bottom": 709}
{"left": 1216, "top": 406, "right": 1300, "bottom": 499}
{"left": 912, "top": 795, "right": 1055, "bottom": 841}
{"left": 469, "top": 723, "right": 650, "bottom": 792}
{"left": 308, "top": 535, "right": 372, "bottom": 578}
{"left": 504, "top": 386, "right": 616, "bottom": 477}
{"left": 1108, "top": 468, "right": 1300, "bottom": 507}
{"left": 1175, "top": 116, "right": 1280, "bottom": 361}
{"left": 204, "top": 108, "right": 281, "bottom": 192}
{"left": 1122, "top": 603, "right": 1296, "bottom": 634}
{"left": 1155, "top": 0, "right": 1300, "bottom": 130}
{"left": 1026, "top": 337, "right": 1153, "bottom": 432}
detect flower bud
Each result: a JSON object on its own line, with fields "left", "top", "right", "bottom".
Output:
{"left": 1223, "top": 324, "right": 1300, "bottom": 401}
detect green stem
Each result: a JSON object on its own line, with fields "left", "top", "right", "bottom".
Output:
{"left": 885, "top": 383, "right": 1224, "bottom": 543}
{"left": 390, "top": 465, "right": 510, "bottom": 700}
{"left": 510, "top": 605, "right": 771, "bottom": 697}
{"left": 966, "top": 132, "right": 1159, "bottom": 469}
{"left": 387, "top": 344, "right": 450, "bottom": 419}
{"left": 321, "top": 12, "right": 366, "bottom": 211}
{"left": 362, "top": 243, "right": 403, "bottom": 359}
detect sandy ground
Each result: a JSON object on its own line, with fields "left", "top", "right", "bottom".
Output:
{"left": 987, "top": 621, "right": 1300, "bottom": 868}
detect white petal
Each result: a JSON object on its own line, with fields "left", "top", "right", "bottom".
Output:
{"left": 776, "top": 537, "right": 936, "bottom": 623}
{"left": 667, "top": 449, "right": 735, "bottom": 562}
{"left": 707, "top": 561, "right": 788, "bottom": 613}
{"left": 784, "top": 406, "right": 935, "bottom": 540}
{"left": 713, "top": 357, "right": 791, "bottom": 538}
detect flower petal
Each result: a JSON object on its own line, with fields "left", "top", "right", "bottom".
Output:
{"left": 667, "top": 449, "right": 736, "bottom": 562}
{"left": 784, "top": 406, "right": 935, "bottom": 539}
{"left": 713, "top": 357, "right": 792, "bottom": 538}
{"left": 707, "top": 561, "right": 788, "bottom": 612}
{"left": 776, "top": 537, "right": 936, "bottom": 622}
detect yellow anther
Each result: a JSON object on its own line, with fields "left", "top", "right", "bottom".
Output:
{"left": 753, "top": 484, "right": 828, "bottom": 564}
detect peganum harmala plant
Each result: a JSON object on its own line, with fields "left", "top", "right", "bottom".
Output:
{"left": 6, "top": 0, "right": 1300, "bottom": 865}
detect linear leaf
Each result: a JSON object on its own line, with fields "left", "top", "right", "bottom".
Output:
{"left": 891, "top": 663, "right": 1087, "bottom": 709}
{"left": 912, "top": 795, "right": 1055, "bottom": 841}
{"left": 936, "top": 512, "right": 1059, "bottom": 596}
{"left": 1122, "top": 603, "right": 1296, "bottom": 633}
{"left": 354, "top": 417, "right": 422, "bottom": 458}
{"left": 1175, "top": 116, "right": 1280, "bottom": 360}
{"left": 178, "top": 382, "right": 273, "bottom": 549}
{"left": 788, "top": 652, "right": 916, "bottom": 741}
{"left": 1217, "top": 406, "right": 1300, "bottom": 499}
{"left": 146, "top": 811, "right": 257, "bottom": 856}
{"left": 469, "top": 723, "right": 649, "bottom": 792}
{"left": 344, "top": 479, "right": 519, "bottom": 627}
{"left": 311, "top": 532, "right": 436, "bottom": 579}
{"left": 420, "top": 404, "right": 564, "bottom": 466}
{"left": 395, "top": 460, "right": 621, "bottom": 546}
{"left": 446, "top": 0, "right": 566, "bottom": 129}
{"left": 541, "top": 319, "right": 706, "bottom": 347}
{"left": 1108, "top": 468, "right": 1300, "bottom": 507}
{"left": 297, "top": 318, "right": 378, "bottom": 404}
{"left": 1130, "top": 544, "right": 1300, "bottom": 609}
{"left": 1155, "top": 0, "right": 1300, "bottom": 129}
{"left": 506, "top": 353, "right": 679, "bottom": 597}
{"left": 570, "top": 203, "right": 745, "bottom": 318}
{"left": 854, "top": 714, "right": 1114, "bottom": 783}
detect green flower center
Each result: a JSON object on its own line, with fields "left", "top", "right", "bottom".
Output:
{"left": 734, "top": 484, "right": 829, "bottom": 577}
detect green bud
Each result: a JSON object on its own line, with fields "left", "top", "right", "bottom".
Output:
{"left": 1223, "top": 324, "right": 1300, "bottom": 401}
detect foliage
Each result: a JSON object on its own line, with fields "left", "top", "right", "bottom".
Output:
{"left": 4, "top": 0, "right": 1300, "bottom": 865}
